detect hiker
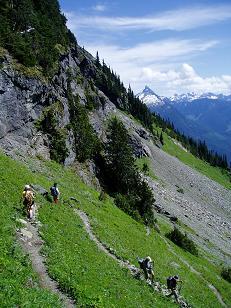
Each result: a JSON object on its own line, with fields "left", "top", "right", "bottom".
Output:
{"left": 167, "top": 275, "right": 182, "bottom": 303}
{"left": 138, "top": 256, "right": 154, "bottom": 283}
{"left": 22, "top": 184, "right": 35, "bottom": 219}
{"left": 50, "top": 183, "right": 60, "bottom": 204}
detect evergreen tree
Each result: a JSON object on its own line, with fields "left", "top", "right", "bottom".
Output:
{"left": 142, "top": 162, "right": 149, "bottom": 175}
{"left": 0, "top": 0, "right": 76, "bottom": 73}
{"left": 67, "top": 82, "right": 101, "bottom": 162}
{"left": 95, "top": 51, "right": 100, "bottom": 67}
{"left": 106, "top": 117, "right": 136, "bottom": 193}
{"left": 105, "top": 117, "right": 155, "bottom": 225}
{"left": 160, "top": 131, "right": 164, "bottom": 145}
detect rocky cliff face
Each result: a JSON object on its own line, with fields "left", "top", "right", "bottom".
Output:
{"left": 0, "top": 53, "right": 50, "bottom": 159}
{"left": 0, "top": 47, "right": 152, "bottom": 165}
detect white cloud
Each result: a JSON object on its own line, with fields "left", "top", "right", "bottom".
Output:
{"left": 66, "top": 5, "right": 231, "bottom": 32}
{"left": 84, "top": 39, "right": 224, "bottom": 94}
{"left": 64, "top": 5, "right": 231, "bottom": 96}
{"left": 84, "top": 40, "right": 231, "bottom": 95}
{"left": 138, "top": 64, "right": 231, "bottom": 95}
{"left": 85, "top": 39, "right": 217, "bottom": 66}
{"left": 92, "top": 4, "right": 107, "bottom": 12}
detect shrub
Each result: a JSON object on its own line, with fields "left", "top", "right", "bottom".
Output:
{"left": 35, "top": 102, "right": 69, "bottom": 164}
{"left": 114, "top": 193, "right": 141, "bottom": 222}
{"left": 221, "top": 267, "right": 231, "bottom": 283}
{"left": 142, "top": 162, "right": 149, "bottom": 175}
{"left": 166, "top": 227, "right": 198, "bottom": 256}
{"left": 177, "top": 188, "right": 184, "bottom": 194}
{"left": 67, "top": 87, "right": 101, "bottom": 162}
{"left": 98, "top": 190, "right": 107, "bottom": 202}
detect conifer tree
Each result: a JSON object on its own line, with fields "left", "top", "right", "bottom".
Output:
{"left": 95, "top": 51, "right": 100, "bottom": 67}
{"left": 106, "top": 117, "right": 136, "bottom": 193}
{"left": 105, "top": 117, "right": 155, "bottom": 225}
{"left": 160, "top": 131, "right": 164, "bottom": 145}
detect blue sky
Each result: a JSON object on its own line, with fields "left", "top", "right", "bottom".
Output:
{"left": 59, "top": 0, "right": 231, "bottom": 96}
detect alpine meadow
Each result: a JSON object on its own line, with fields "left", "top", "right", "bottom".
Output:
{"left": 0, "top": 1, "right": 230, "bottom": 308}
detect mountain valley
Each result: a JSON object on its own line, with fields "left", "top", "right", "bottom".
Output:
{"left": 138, "top": 86, "right": 231, "bottom": 164}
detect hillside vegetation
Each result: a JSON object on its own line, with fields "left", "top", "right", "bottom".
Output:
{"left": 0, "top": 152, "right": 230, "bottom": 307}
{"left": 0, "top": 0, "right": 76, "bottom": 73}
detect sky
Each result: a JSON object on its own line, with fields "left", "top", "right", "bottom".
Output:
{"left": 59, "top": 0, "right": 231, "bottom": 96}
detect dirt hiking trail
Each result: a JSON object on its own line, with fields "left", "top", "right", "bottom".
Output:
{"left": 17, "top": 214, "right": 75, "bottom": 308}
{"left": 75, "top": 209, "right": 191, "bottom": 308}
{"left": 161, "top": 235, "right": 227, "bottom": 307}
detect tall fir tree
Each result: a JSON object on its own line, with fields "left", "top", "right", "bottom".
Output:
{"left": 106, "top": 117, "right": 136, "bottom": 193}
{"left": 105, "top": 117, "right": 155, "bottom": 225}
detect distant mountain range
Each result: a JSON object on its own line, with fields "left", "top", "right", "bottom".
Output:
{"left": 137, "top": 86, "right": 231, "bottom": 164}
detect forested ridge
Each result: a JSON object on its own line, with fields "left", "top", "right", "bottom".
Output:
{"left": 154, "top": 114, "right": 230, "bottom": 170}
{"left": 0, "top": 0, "right": 76, "bottom": 73}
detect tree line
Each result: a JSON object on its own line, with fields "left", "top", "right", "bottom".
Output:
{"left": 153, "top": 114, "right": 230, "bottom": 170}
{"left": 94, "top": 53, "right": 153, "bottom": 130}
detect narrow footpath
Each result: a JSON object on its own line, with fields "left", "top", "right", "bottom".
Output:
{"left": 17, "top": 210, "right": 75, "bottom": 308}
{"left": 161, "top": 235, "right": 227, "bottom": 307}
{"left": 75, "top": 209, "right": 190, "bottom": 308}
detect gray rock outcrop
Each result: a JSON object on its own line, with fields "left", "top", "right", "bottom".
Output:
{"left": 0, "top": 48, "right": 151, "bottom": 164}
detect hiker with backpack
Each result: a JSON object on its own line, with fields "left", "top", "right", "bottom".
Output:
{"left": 167, "top": 275, "right": 182, "bottom": 303}
{"left": 22, "top": 184, "right": 35, "bottom": 219}
{"left": 50, "top": 183, "right": 60, "bottom": 203}
{"left": 138, "top": 256, "right": 154, "bottom": 283}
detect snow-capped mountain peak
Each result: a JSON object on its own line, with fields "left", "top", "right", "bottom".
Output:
{"left": 136, "top": 85, "right": 231, "bottom": 165}
{"left": 142, "top": 85, "right": 155, "bottom": 95}
{"left": 169, "top": 92, "right": 200, "bottom": 102}
{"left": 168, "top": 92, "right": 231, "bottom": 102}
{"left": 137, "top": 86, "right": 231, "bottom": 107}
{"left": 137, "top": 85, "right": 164, "bottom": 106}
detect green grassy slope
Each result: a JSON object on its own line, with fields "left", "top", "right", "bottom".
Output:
{"left": 0, "top": 154, "right": 172, "bottom": 307}
{"left": 0, "top": 154, "right": 62, "bottom": 307}
{"left": 161, "top": 131, "right": 231, "bottom": 189}
{"left": 0, "top": 152, "right": 230, "bottom": 307}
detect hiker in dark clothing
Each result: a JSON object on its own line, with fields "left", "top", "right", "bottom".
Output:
{"left": 138, "top": 256, "right": 154, "bottom": 283}
{"left": 167, "top": 275, "right": 182, "bottom": 303}
{"left": 50, "top": 183, "right": 60, "bottom": 204}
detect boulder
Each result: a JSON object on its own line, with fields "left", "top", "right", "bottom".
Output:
{"left": 135, "top": 127, "right": 150, "bottom": 140}
{"left": 16, "top": 218, "right": 27, "bottom": 225}
{"left": 20, "top": 228, "right": 33, "bottom": 239}
{"left": 31, "top": 184, "right": 48, "bottom": 196}
{"left": 129, "top": 135, "right": 151, "bottom": 158}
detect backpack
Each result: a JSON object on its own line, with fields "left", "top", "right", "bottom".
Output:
{"left": 50, "top": 186, "right": 58, "bottom": 197}
{"left": 138, "top": 259, "right": 145, "bottom": 270}
{"left": 167, "top": 276, "right": 176, "bottom": 289}
{"left": 24, "top": 191, "right": 33, "bottom": 204}
{"left": 145, "top": 260, "right": 153, "bottom": 270}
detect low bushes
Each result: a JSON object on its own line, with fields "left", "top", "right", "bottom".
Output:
{"left": 166, "top": 227, "right": 198, "bottom": 256}
{"left": 221, "top": 267, "right": 231, "bottom": 283}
